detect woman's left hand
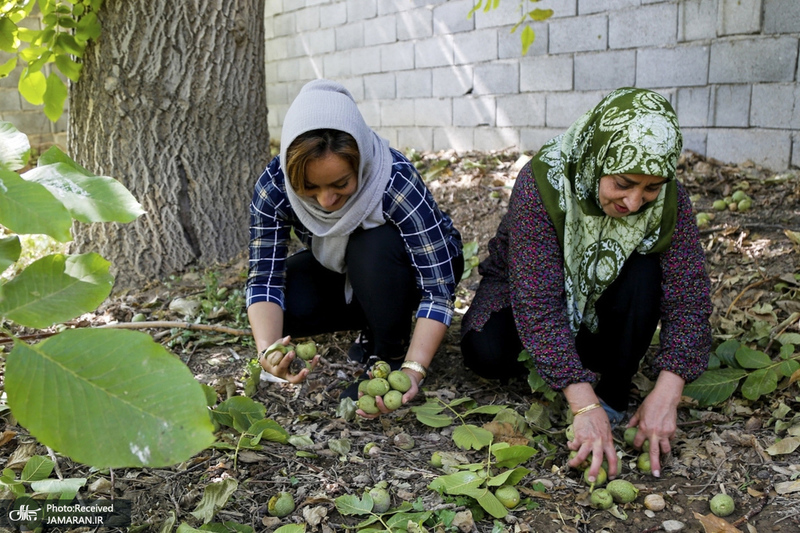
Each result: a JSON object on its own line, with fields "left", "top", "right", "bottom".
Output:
{"left": 356, "top": 369, "right": 422, "bottom": 419}
{"left": 627, "top": 370, "right": 685, "bottom": 477}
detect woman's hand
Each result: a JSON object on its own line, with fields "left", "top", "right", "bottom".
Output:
{"left": 627, "top": 370, "right": 685, "bottom": 477}
{"left": 356, "top": 368, "right": 422, "bottom": 419}
{"left": 258, "top": 335, "right": 319, "bottom": 384}
{"left": 567, "top": 406, "right": 619, "bottom": 482}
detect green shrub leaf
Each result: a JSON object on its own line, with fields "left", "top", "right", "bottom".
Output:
{"left": 0, "top": 121, "right": 31, "bottom": 171}
{"left": 0, "top": 253, "right": 113, "bottom": 328}
{"left": 462, "top": 486, "right": 508, "bottom": 518}
{"left": 741, "top": 368, "right": 778, "bottom": 401}
{"left": 20, "top": 456, "right": 55, "bottom": 482}
{"left": 0, "top": 235, "right": 21, "bottom": 273}
{"left": 777, "top": 359, "right": 800, "bottom": 378}
{"left": 735, "top": 346, "right": 772, "bottom": 369}
{"left": 190, "top": 478, "right": 238, "bottom": 524}
{"left": 6, "top": 329, "right": 215, "bottom": 468}
{"left": 429, "top": 471, "right": 484, "bottom": 495}
{"left": 452, "top": 424, "right": 494, "bottom": 451}
{"left": 683, "top": 368, "right": 748, "bottom": 407}
{"left": 486, "top": 466, "right": 530, "bottom": 487}
{"left": 0, "top": 169, "right": 73, "bottom": 241}
{"left": 18, "top": 67, "right": 46, "bottom": 105}
{"left": 715, "top": 339, "right": 740, "bottom": 367}
{"left": 335, "top": 493, "right": 373, "bottom": 515}
{"left": 492, "top": 445, "right": 537, "bottom": 469}
{"left": 43, "top": 73, "right": 68, "bottom": 122}
{"left": 211, "top": 396, "right": 266, "bottom": 433}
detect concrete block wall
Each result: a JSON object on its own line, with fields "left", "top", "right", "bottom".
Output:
{"left": 264, "top": 0, "right": 800, "bottom": 171}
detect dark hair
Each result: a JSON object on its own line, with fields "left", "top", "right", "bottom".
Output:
{"left": 285, "top": 129, "right": 360, "bottom": 194}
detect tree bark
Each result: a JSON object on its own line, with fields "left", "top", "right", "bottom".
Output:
{"left": 68, "top": 0, "right": 268, "bottom": 287}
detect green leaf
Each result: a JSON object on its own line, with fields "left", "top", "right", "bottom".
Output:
{"left": 715, "top": 339, "right": 741, "bottom": 367}
{"left": 486, "top": 466, "right": 530, "bottom": 487}
{"left": 779, "top": 333, "right": 800, "bottom": 346}
{"left": 0, "top": 120, "right": 31, "bottom": 171}
{"left": 212, "top": 396, "right": 266, "bottom": 433}
{"left": 412, "top": 402, "right": 452, "bottom": 428}
{"left": 528, "top": 8, "right": 554, "bottom": 21}
{"left": 76, "top": 11, "right": 101, "bottom": 41}
{"left": 492, "top": 445, "right": 537, "bottom": 469}
{"left": 683, "top": 368, "right": 748, "bottom": 407}
{"left": 190, "top": 478, "right": 238, "bottom": 524}
{"left": 0, "top": 235, "right": 21, "bottom": 273}
{"left": 385, "top": 511, "right": 432, "bottom": 530}
{"left": 25, "top": 155, "right": 145, "bottom": 223}
{"left": 452, "top": 424, "right": 494, "bottom": 451}
{"left": 0, "top": 169, "right": 72, "bottom": 241}
{"left": 54, "top": 53, "right": 81, "bottom": 82}
{"left": 520, "top": 25, "right": 535, "bottom": 56}
{"left": 464, "top": 405, "right": 508, "bottom": 416}
{"left": 779, "top": 344, "right": 795, "bottom": 360}
{"left": 29, "top": 477, "right": 86, "bottom": 499}
{"left": 54, "top": 33, "right": 84, "bottom": 56}
{"left": 778, "top": 359, "right": 800, "bottom": 378}
{"left": 462, "top": 241, "right": 479, "bottom": 259}
{"left": 247, "top": 418, "right": 289, "bottom": 445}
{"left": 43, "top": 71, "right": 67, "bottom": 122}
{"left": 735, "top": 346, "right": 772, "bottom": 369}
{"left": 273, "top": 526, "right": 306, "bottom": 533}
{"left": 0, "top": 57, "right": 17, "bottom": 77}
{"left": 462, "top": 486, "right": 508, "bottom": 518}
{"left": 6, "top": 329, "right": 216, "bottom": 468}
{"left": 21, "top": 455, "right": 55, "bottom": 482}
{"left": 18, "top": 67, "right": 46, "bottom": 105}
{"left": 0, "top": 253, "right": 113, "bottom": 328}
{"left": 0, "top": 18, "right": 17, "bottom": 52}
{"left": 335, "top": 493, "right": 374, "bottom": 516}
{"left": 741, "top": 368, "right": 778, "bottom": 401}
{"left": 429, "top": 471, "right": 484, "bottom": 495}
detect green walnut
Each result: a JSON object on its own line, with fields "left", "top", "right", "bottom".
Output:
{"left": 737, "top": 198, "right": 752, "bottom": 212}
{"left": 731, "top": 190, "right": 748, "bottom": 202}
{"left": 369, "top": 487, "right": 391, "bottom": 513}
{"left": 623, "top": 427, "right": 637, "bottom": 447}
{"left": 387, "top": 370, "right": 412, "bottom": 392}
{"left": 583, "top": 467, "right": 607, "bottom": 488}
{"left": 710, "top": 493, "right": 735, "bottom": 517}
{"left": 494, "top": 485, "right": 520, "bottom": 509}
{"left": 712, "top": 199, "right": 728, "bottom": 211}
{"left": 606, "top": 479, "right": 639, "bottom": 504}
{"left": 371, "top": 360, "right": 392, "bottom": 379}
{"left": 366, "top": 378, "right": 391, "bottom": 397}
{"left": 267, "top": 491, "right": 295, "bottom": 517}
{"left": 358, "top": 379, "right": 371, "bottom": 395}
{"left": 294, "top": 340, "right": 317, "bottom": 360}
{"left": 357, "top": 395, "right": 379, "bottom": 414}
{"left": 565, "top": 424, "right": 575, "bottom": 441}
{"left": 383, "top": 390, "right": 403, "bottom": 410}
{"left": 430, "top": 451, "right": 444, "bottom": 468}
{"left": 590, "top": 488, "right": 614, "bottom": 510}
{"left": 568, "top": 450, "right": 589, "bottom": 470}
{"left": 637, "top": 453, "right": 651, "bottom": 474}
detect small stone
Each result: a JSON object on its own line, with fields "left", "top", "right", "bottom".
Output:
{"left": 662, "top": 520, "right": 685, "bottom": 532}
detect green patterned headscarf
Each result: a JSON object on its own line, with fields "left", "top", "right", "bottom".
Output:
{"left": 531, "top": 88, "right": 682, "bottom": 333}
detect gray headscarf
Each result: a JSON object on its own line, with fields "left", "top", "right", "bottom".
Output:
{"left": 280, "top": 79, "right": 392, "bottom": 276}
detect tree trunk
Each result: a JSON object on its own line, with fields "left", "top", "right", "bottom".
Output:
{"left": 68, "top": 0, "right": 268, "bottom": 287}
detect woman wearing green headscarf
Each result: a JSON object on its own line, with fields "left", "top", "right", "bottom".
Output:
{"left": 460, "top": 88, "right": 712, "bottom": 482}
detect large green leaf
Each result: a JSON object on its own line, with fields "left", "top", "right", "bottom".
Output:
{"left": 0, "top": 121, "right": 30, "bottom": 171}
{"left": 683, "top": 368, "right": 748, "bottom": 407}
{"left": 452, "top": 424, "right": 494, "bottom": 451}
{"left": 735, "top": 346, "right": 772, "bottom": 369}
{"left": 0, "top": 235, "right": 21, "bottom": 273}
{"left": 741, "top": 368, "right": 778, "bottom": 401}
{"left": 24, "top": 158, "right": 145, "bottom": 223}
{"left": 43, "top": 72, "right": 68, "bottom": 122}
{"left": 335, "top": 493, "right": 374, "bottom": 515}
{"left": 0, "top": 253, "right": 113, "bottom": 328}
{"left": 461, "top": 486, "right": 508, "bottom": 518}
{"left": 0, "top": 169, "right": 73, "bottom": 241}
{"left": 18, "top": 67, "right": 46, "bottom": 105}
{"left": 492, "top": 445, "right": 537, "bottom": 469}
{"left": 6, "top": 329, "right": 216, "bottom": 468}
{"left": 429, "top": 471, "right": 484, "bottom": 496}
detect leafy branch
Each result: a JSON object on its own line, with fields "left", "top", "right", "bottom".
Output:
{"left": 411, "top": 397, "right": 507, "bottom": 451}
{"left": 468, "top": 0, "right": 554, "bottom": 55}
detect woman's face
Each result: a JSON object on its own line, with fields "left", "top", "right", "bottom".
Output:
{"left": 597, "top": 173, "right": 668, "bottom": 217}
{"left": 302, "top": 151, "right": 358, "bottom": 211}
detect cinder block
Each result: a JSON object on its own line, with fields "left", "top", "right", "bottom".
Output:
{"left": 351, "top": 47, "right": 381, "bottom": 75}
{"left": 751, "top": 83, "right": 800, "bottom": 128}
{"left": 676, "top": 87, "right": 710, "bottom": 128}
{"left": 520, "top": 127, "right": 566, "bottom": 154}
{"left": 454, "top": 29, "right": 498, "bottom": 64}
{"left": 580, "top": 0, "right": 639, "bottom": 15}
{"left": 415, "top": 35, "right": 455, "bottom": 68}
{"left": 717, "top": 0, "right": 762, "bottom": 36}
{"left": 380, "top": 42, "right": 415, "bottom": 72}
{"left": 537, "top": 0, "right": 577, "bottom": 18}
{"left": 381, "top": 99, "right": 415, "bottom": 126}
{"left": 709, "top": 37, "right": 798, "bottom": 83}
{"left": 2, "top": 111, "right": 51, "bottom": 136}
{"left": 499, "top": 21, "right": 548, "bottom": 59}
{"left": 574, "top": 50, "right": 636, "bottom": 90}
{"left": 681, "top": 128, "right": 708, "bottom": 157}
{"left": 678, "top": 0, "right": 718, "bottom": 41}
{"left": 306, "top": 0, "right": 330, "bottom": 6}
{"left": 364, "top": 73, "right": 396, "bottom": 100}
{"left": 282, "top": 0, "right": 306, "bottom": 12}
{"left": 453, "top": 96, "right": 496, "bottom": 126}
{"left": 374, "top": 127, "right": 398, "bottom": 148}
{"left": 707, "top": 128, "right": 791, "bottom": 169}
{"left": 793, "top": 132, "right": 800, "bottom": 168}
{"left": 549, "top": 14, "right": 607, "bottom": 54}
{"left": 296, "top": 6, "right": 321, "bottom": 33}
{"left": 358, "top": 100, "right": 381, "bottom": 127}
{"left": 398, "top": 127, "right": 433, "bottom": 151}
{"left": 267, "top": 36, "right": 289, "bottom": 62}
{"left": 520, "top": 55, "right": 573, "bottom": 92}
{"left": 273, "top": 12, "right": 295, "bottom": 37}
{"left": 264, "top": 62, "right": 279, "bottom": 84}
{"left": 336, "top": 23, "right": 364, "bottom": 50}
{"left": 433, "top": 0, "right": 474, "bottom": 35}
{"left": 764, "top": 0, "right": 800, "bottom": 33}
{"left": 473, "top": 62, "right": 519, "bottom": 95}
{"left": 0, "top": 89, "right": 21, "bottom": 112}
{"left": 396, "top": 69, "right": 432, "bottom": 98}
{"left": 320, "top": 3, "right": 348, "bottom": 28}
{"left": 433, "top": 127, "right": 474, "bottom": 152}
{"left": 290, "top": 30, "right": 335, "bottom": 57}
{"left": 432, "top": 66, "right": 474, "bottom": 97}
{"left": 609, "top": 4, "right": 678, "bottom": 49}
{"left": 474, "top": 127, "right": 520, "bottom": 152}
{"left": 415, "top": 98, "right": 453, "bottom": 126}
{"left": 364, "top": 16, "right": 397, "bottom": 46}
{"left": 324, "top": 51, "right": 353, "bottom": 78}
{"left": 264, "top": 0, "right": 282, "bottom": 16}
{"left": 637, "top": 46, "right": 709, "bottom": 87}
{"left": 347, "top": 0, "right": 377, "bottom": 22}
{"left": 339, "top": 77, "right": 365, "bottom": 100}
{"left": 496, "top": 93, "right": 546, "bottom": 127}
{"left": 397, "top": 8, "right": 433, "bottom": 41}
{"left": 711, "top": 84, "right": 751, "bottom": 127}
{"left": 473, "top": 1, "right": 521, "bottom": 29}
{"left": 266, "top": 83, "right": 290, "bottom": 107}
{"left": 278, "top": 58, "right": 316, "bottom": 82}
{"left": 545, "top": 91, "right": 606, "bottom": 128}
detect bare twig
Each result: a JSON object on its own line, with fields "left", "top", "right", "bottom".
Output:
{"left": 731, "top": 483, "right": 772, "bottom": 527}
{"left": 99, "top": 321, "right": 252, "bottom": 336}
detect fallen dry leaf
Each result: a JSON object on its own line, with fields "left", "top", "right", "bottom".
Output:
{"left": 765, "top": 436, "right": 800, "bottom": 456}
{"left": 693, "top": 511, "right": 743, "bottom": 533}
{"left": 775, "top": 480, "right": 800, "bottom": 495}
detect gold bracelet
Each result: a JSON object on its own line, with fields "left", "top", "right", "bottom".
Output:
{"left": 400, "top": 361, "right": 428, "bottom": 379}
{"left": 572, "top": 403, "right": 602, "bottom": 417}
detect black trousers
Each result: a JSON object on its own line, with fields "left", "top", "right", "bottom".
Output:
{"left": 460, "top": 252, "right": 662, "bottom": 412}
{"left": 282, "top": 224, "right": 464, "bottom": 360}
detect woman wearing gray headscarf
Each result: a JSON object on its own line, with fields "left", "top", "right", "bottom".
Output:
{"left": 246, "top": 80, "right": 463, "bottom": 416}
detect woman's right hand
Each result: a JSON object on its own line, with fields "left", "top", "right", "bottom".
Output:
{"left": 259, "top": 335, "right": 318, "bottom": 384}
{"left": 567, "top": 406, "right": 619, "bottom": 482}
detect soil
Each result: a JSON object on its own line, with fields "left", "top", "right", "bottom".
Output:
{"left": 2, "top": 150, "right": 800, "bottom": 533}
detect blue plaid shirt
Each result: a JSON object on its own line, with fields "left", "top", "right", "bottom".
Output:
{"left": 246, "top": 148, "right": 463, "bottom": 326}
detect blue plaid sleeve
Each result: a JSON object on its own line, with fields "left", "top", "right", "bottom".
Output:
{"left": 384, "top": 149, "right": 463, "bottom": 326}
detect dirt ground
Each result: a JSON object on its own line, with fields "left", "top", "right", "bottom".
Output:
{"left": 2, "top": 150, "right": 800, "bottom": 533}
